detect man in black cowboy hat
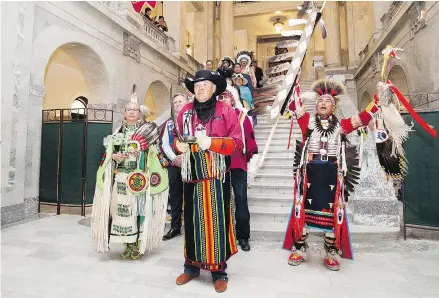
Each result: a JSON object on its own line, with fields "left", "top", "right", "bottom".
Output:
{"left": 173, "top": 70, "right": 243, "bottom": 293}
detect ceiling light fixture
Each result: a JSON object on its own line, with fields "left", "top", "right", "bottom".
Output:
{"left": 275, "top": 10, "right": 282, "bottom": 14}
{"left": 273, "top": 18, "right": 284, "bottom": 33}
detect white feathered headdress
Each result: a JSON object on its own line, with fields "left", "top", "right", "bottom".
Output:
{"left": 129, "top": 84, "right": 151, "bottom": 119}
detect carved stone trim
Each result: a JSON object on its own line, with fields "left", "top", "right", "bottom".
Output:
{"left": 409, "top": 19, "right": 426, "bottom": 40}
{"left": 30, "top": 84, "right": 46, "bottom": 97}
{"left": 127, "top": 15, "right": 141, "bottom": 30}
{"left": 123, "top": 31, "right": 141, "bottom": 63}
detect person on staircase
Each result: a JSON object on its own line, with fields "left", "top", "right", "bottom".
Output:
{"left": 235, "top": 51, "right": 257, "bottom": 92}
{"left": 233, "top": 64, "right": 253, "bottom": 96}
{"left": 251, "top": 60, "right": 264, "bottom": 88}
{"left": 173, "top": 70, "right": 243, "bottom": 293}
{"left": 217, "top": 56, "right": 235, "bottom": 79}
{"left": 283, "top": 79, "right": 379, "bottom": 271}
{"left": 218, "top": 84, "right": 258, "bottom": 252}
{"left": 162, "top": 93, "right": 190, "bottom": 240}
{"left": 232, "top": 73, "right": 253, "bottom": 111}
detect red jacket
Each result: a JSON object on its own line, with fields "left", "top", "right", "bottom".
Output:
{"left": 230, "top": 109, "right": 258, "bottom": 171}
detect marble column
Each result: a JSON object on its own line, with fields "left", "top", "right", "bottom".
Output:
{"left": 194, "top": 11, "right": 207, "bottom": 64}
{"left": 324, "top": 1, "right": 342, "bottom": 68}
{"left": 206, "top": 1, "right": 216, "bottom": 62}
{"left": 346, "top": 2, "right": 358, "bottom": 68}
{"left": 163, "top": 1, "right": 187, "bottom": 59}
{"left": 1, "top": 1, "right": 38, "bottom": 224}
{"left": 220, "top": 1, "right": 234, "bottom": 58}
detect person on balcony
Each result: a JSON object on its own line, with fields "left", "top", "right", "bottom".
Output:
{"left": 155, "top": 16, "right": 168, "bottom": 32}
{"left": 162, "top": 93, "right": 189, "bottom": 241}
{"left": 283, "top": 79, "right": 379, "bottom": 271}
{"left": 218, "top": 84, "right": 258, "bottom": 252}
{"left": 143, "top": 7, "right": 153, "bottom": 22}
{"left": 91, "top": 91, "right": 169, "bottom": 261}
{"left": 174, "top": 70, "right": 243, "bottom": 293}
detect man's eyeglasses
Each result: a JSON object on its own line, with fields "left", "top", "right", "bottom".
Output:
{"left": 126, "top": 108, "right": 139, "bottom": 112}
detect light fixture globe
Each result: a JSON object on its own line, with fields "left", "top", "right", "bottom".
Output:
{"left": 273, "top": 18, "right": 284, "bottom": 33}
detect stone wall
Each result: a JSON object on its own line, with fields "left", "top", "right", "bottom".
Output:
{"left": 1, "top": 1, "right": 190, "bottom": 225}
{"left": 1, "top": 1, "right": 37, "bottom": 225}
{"left": 355, "top": 2, "right": 439, "bottom": 110}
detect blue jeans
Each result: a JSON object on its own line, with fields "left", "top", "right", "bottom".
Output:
{"left": 184, "top": 262, "right": 228, "bottom": 282}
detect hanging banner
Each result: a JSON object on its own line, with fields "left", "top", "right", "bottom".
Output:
{"left": 131, "top": 1, "right": 157, "bottom": 13}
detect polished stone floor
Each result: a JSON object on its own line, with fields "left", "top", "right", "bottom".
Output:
{"left": 2, "top": 214, "right": 439, "bottom": 298}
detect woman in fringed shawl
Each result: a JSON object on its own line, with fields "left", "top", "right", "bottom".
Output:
{"left": 283, "top": 79, "right": 379, "bottom": 271}
{"left": 218, "top": 84, "right": 259, "bottom": 252}
{"left": 91, "top": 88, "right": 169, "bottom": 260}
{"left": 173, "top": 70, "right": 243, "bottom": 293}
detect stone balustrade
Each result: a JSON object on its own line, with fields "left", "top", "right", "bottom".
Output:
{"left": 187, "top": 54, "right": 205, "bottom": 72}
{"left": 99, "top": 1, "right": 176, "bottom": 53}
{"left": 141, "top": 16, "right": 176, "bottom": 52}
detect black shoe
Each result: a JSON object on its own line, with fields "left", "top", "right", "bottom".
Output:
{"left": 163, "top": 228, "right": 181, "bottom": 241}
{"left": 238, "top": 239, "right": 250, "bottom": 251}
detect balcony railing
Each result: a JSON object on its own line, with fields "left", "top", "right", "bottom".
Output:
{"left": 187, "top": 54, "right": 205, "bottom": 72}
{"left": 380, "top": 1, "right": 405, "bottom": 31}
{"left": 142, "top": 16, "right": 175, "bottom": 52}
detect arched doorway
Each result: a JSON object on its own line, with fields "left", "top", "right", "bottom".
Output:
{"left": 44, "top": 42, "right": 110, "bottom": 110}
{"left": 388, "top": 65, "right": 410, "bottom": 107}
{"left": 360, "top": 91, "right": 372, "bottom": 111}
{"left": 40, "top": 43, "right": 112, "bottom": 215}
{"left": 71, "top": 96, "right": 88, "bottom": 120}
{"left": 144, "top": 81, "right": 170, "bottom": 122}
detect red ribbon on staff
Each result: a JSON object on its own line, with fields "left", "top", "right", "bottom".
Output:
{"left": 386, "top": 80, "right": 438, "bottom": 138}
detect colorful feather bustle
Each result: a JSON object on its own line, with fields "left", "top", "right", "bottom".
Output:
{"left": 310, "top": 79, "right": 346, "bottom": 99}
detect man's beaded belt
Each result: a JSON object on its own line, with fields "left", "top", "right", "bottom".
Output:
{"left": 308, "top": 153, "right": 337, "bottom": 162}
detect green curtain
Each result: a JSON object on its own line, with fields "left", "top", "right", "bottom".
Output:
{"left": 403, "top": 111, "right": 439, "bottom": 227}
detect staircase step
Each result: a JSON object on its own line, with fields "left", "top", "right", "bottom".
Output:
{"left": 257, "top": 139, "right": 290, "bottom": 146}
{"left": 257, "top": 166, "right": 294, "bottom": 175}
{"left": 263, "top": 157, "right": 294, "bottom": 166}
{"left": 255, "top": 134, "right": 293, "bottom": 140}
{"left": 259, "top": 164, "right": 294, "bottom": 174}
{"left": 247, "top": 192, "right": 293, "bottom": 207}
{"left": 264, "top": 151, "right": 296, "bottom": 158}
{"left": 254, "top": 173, "right": 294, "bottom": 184}
{"left": 256, "top": 119, "right": 291, "bottom": 125}
{"left": 249, "top": 206, "right": 291, "bottom": 223}
{"left": 250, "top": 221, "right": 399, "bottom": 242}
{"left": 248, "top": 183, "right": 293, "bottom": 195}
{"left": 254, "top": 128, "right": 295, "bottom": 133}
{"left": 255, "top": 123, "right": 292, "bottom": 129}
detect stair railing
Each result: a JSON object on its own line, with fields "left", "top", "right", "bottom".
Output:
{"left": 248, "top": 116, "right": 281, "bottom": 187}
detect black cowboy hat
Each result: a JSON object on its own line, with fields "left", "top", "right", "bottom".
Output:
{"left": 184, "top": 70, "right": 227, "bottom": 96}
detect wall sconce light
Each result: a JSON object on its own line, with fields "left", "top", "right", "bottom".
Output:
{"left": 186, "top": 31, "right": 192, "bottom": 55}
{"left": 273, "top": 18, "right": 284, "bottom": 33}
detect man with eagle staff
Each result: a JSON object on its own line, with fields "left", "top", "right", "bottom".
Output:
{"left": 283, "top": 79, "right": 379, "bottom": 270}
